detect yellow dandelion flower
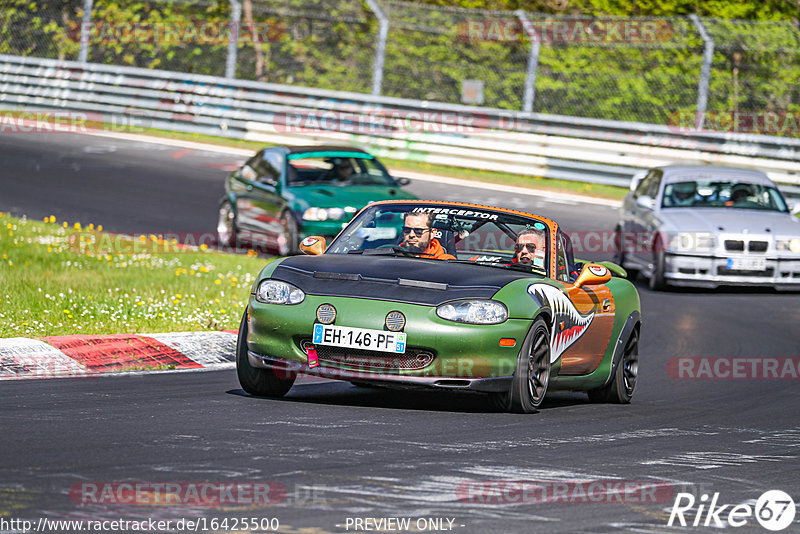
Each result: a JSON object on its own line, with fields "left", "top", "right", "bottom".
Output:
{"left": 49, "top": 215, "right": 56, "bottom": 223}
{"left": 73, "top": 222, "right": 81, "bottom": 231}
{"left": 214, "top": 279, "right": 221, "bottom": 285}
{"left": 97, "top": 225, "right": 103, "bottom": 232}
{"left": 63, "top": 222, "right": 68, "bottom": 228}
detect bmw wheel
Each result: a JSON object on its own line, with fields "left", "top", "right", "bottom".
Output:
{"left": 588, "top": 327, "right": 639, "bottom": 404}
{"left": 217, "top": 202, "right": 238, "bottom": 249}
{"left": 490, "top": 318, "right": 550, "bottom": 413}
{"left": 649, "top": 237, "right": 666, "bottom": 291}
{"left": 236, "top": 311, "right": 296, "bottom": 397}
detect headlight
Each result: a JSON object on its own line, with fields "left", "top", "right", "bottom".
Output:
{"left": 303, "top": 207, "right": 346, "bottom": 221}
{"left": 255, "top": 280, "right": 305, "bottom": 305}
{"left": 776, "top": 238, "right": 800, "bottom": 253}
{"left": 436, "top": 300, "right": 508, "bottom": 325}
{"left": 668, "top": 232, "right": 716, "bottom": 252}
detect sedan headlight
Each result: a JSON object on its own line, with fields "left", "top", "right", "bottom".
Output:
{"left": 255, "top": 280, "right": 305, "bottom": 305}
{"left": 776, "top": 238, "right": 800, "bottom": 253}
{"left": 436, "top": 300, "right": 508, "bottom": 325}
{"left": 668, "top": 232, "right": 716, "bottom": 252}
{"left": 303, "top": 207, "right": 346, "bottom": 221}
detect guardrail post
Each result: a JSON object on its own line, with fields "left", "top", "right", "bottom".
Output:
{"left": 689, "top": 15, "right": 714, "bottom": 129}
{"left": 77, "top": 0, "right": 94, "bottom": 63}
{"left": 225, "top": 0, "right": 242, "bottom": 79}
{"left": 365, "top": 0, "right": 388, "bottom": 96}
{"left": 516, "top": 10, "right": 541, "bottom": 113}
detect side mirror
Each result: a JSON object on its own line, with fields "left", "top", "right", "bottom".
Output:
{"left": 790, "top": 201, "right": 800, "bottom": 216}
{"left": 299, "top": 236, "right": 327, "bottom": 256}
{"left": 573, "top": 263, "right": 612, "bottom": 288}
{"left": 636, "top": 196, "right": 655, "bottom": 210}
{"left": 395, "top": 177, "right": 411, "bottom": 186}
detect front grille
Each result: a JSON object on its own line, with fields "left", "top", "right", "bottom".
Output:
{"left": 748, "top": 241, "right": 768, "bottom": 252}
{"left": 717, "top": 267, "right": 774, "bottom": 277}
{"left": 298, "top": 338, "right": 434, "bottom": 370}
{"left": 725, "top": 240, "right": 744, "bottom": 251}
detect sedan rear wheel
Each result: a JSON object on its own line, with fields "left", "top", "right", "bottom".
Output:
{"left": 489, "top": 318, "right": 550, "bottom": 413}
{"left": 236, "top": 311, "right": 296, "bottom": 397}
{"left": 588, "top": 327, "right": 639, "bottom": 403}
{"left": 217, "top": 202, "right": 238, "bottom": 249}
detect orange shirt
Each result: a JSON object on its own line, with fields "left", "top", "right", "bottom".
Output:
{"left": 421, "top": 238, "right": 455, "bottom": 260}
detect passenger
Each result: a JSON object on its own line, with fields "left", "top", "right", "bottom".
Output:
{"left": 667, "top": 181, "right": 697, "bottom": 207}
{"left": 399, "top": 212, "right": 455, "bottom": 260}
{"left": 512, "top": 229, "right": 546, "bottom": 270}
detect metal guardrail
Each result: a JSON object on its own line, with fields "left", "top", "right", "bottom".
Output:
{"left": 2, "top": 53, "right": 799, "bottom": 195}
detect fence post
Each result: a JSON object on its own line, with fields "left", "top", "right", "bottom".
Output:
{"left": 689, "top": 14, "right": 714, "bottom": 129}
{"left": 516, "top": 10, "right": 541, "bottom": 113}
{"left": 225, "top": 0, "right": 242, "bottom": 79}
{"left": 77, "top": 0, "right": 94, "bottom": 63}
{"left": 365, "top": 0, "right": 388, "bottom": 96}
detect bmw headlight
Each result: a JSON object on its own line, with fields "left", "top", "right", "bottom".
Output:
{"left": 255, "top": 280, "right": 305, "bottom": 305}
{"left": 668, "top": 232, "right": 716, "bottom": 252}
{"left": 436, "top": 300, "right": 508, "bottom": 325}
{"left": 776, "top": 238, "right": 800, "bottom": 253}
{"left": 303, "top": 207, "right": 346, "bottom": 221}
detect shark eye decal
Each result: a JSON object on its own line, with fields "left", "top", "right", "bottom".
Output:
{"left": 301, "top": 237, "right": 319, "bottom": 247}
{"left": 528, "top": 284, "right": 595, "bottom": 363}
{"left": 588, "top": 265, "right": 608, "bottom": 277}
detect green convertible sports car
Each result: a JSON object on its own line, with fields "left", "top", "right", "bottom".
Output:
{"left": 237, "top": 200, "right": 642, "bottom": 413}
{"left": 218, "top": 145, "right": 416, "bottom": 255}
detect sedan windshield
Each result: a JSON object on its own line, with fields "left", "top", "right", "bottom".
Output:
{"left": 326, "top": 204, "right": 551, "bottom": 275}
{"left": 287, "top": 152, "right": 395, "bottom": 187}
{"left": 662, "top": 180, "right": 788, "bottom": 211}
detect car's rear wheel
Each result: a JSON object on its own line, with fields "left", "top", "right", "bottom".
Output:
{"left": 588, "top": 327, "right": 639, "bottom": 403}
{"left": 489, "top": 318, "right": 550, "bottom": 413}
{"left": 236, "top": 311, "right": 296, "bottom": 397}
{"left": 278, "top": 210, "right": 299, "bottom": 256}
{"left": 217, "top": 202, "right": 238, "bottom": 249}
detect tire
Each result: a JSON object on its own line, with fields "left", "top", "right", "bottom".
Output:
{"left": 648, "top": 237, "right": 667, "bottom": 291}
{"left": 278, "top": 210, "right": 299, "bottom": 256}
{"left": 613, "top": 225, "right": 638, "bottom": 278}
{"left": 489, "top": 318, "right": 551, "bottom": 413}
{"left": 217, "top": 201, "right": 238, "bottom": 249}
{"left": 236, "top": 311, "right": 296, "bottom": 397}
{"left": 588, "top": 327, "right": 639, "bottom": 404}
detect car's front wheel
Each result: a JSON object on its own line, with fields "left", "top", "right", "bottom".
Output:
{"left": 236, "top": 311, "right": 296, "bottom": 397}
{"left": 588, "top": 327, "right": 639, "bottom": 403}
{"left": 648, "top": 237, "right": 667, "bottom": 291}
{"left": 490, "top": 318, "right": 551, "bottom": 413}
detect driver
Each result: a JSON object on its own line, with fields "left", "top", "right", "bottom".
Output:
{"left": 667, "top": 181, "right": 697, "bottom": 207}
{"left": 512, "top": 229, "right": 546, "bottom": 269}
{"left": 730, "top": 183, "right": 754, "bottom": 204}
{"left": 330, "top": 158, "right": 354, "bottom": 182}
{"left": 399, "top": 212, "right": 455, "bottom": 260}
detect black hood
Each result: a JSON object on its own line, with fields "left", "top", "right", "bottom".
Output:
{"left": 271, "top": 254, "right": 534, "bottom": 306}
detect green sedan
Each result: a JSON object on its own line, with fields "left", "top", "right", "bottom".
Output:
{"left": 217, "top": 146, "right": 417, "bottom": 255}
{"left": 237, "top": 200, "right": 642, "bottom": 413}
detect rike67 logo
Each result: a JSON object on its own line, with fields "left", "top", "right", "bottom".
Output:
{"left": 668, "top": 490, "right": 796, "bottom": 531}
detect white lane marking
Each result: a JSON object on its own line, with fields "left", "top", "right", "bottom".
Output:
{"left": 640, "top": 451, "right": 792, "bottom": 470}
{"left": 0, "top": 338, "right": 87, "bottom": 379}
{"left": 147, "top": 331, "right": 237, "bottom": 368}
{"left": 84, "top": 131, "right": 620, "bottom": 207}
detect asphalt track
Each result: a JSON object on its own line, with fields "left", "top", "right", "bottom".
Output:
{"left": 1, "top": 133, "right": 799, "bottom": 533}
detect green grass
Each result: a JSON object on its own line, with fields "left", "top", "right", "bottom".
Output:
{"left": 123, "top": 126, "right": 628, "bottom": 200}
{"left": 0, "top": 213, "right": 271, "bottom": 338}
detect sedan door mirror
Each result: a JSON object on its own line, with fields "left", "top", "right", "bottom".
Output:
{"left": 636, "top": 196, "right": 655, "bottom": 210}
{"left": 789, "top": 200, "right": 800, "bottom": 216}
{"left": 395, "top": 177, "right": 411, "bottom": 186}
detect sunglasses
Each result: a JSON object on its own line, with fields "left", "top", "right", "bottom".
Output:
{"left": 402, "top": 226, "right": 430, "bottom": 237}
{"left": 516, "top": 243, "right": 538, "bottom": 252}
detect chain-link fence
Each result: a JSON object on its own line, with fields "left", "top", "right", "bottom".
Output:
{"left": 4, "top": 0, "right": 800, "bottom": 134}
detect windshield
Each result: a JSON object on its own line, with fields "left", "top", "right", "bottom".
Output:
{"left": 662, "top": 179, "right": 788, "bottom": 211}
{"left": 286, "top": 152, "right": 395, "bottom": 187}
{"left": 326, "top": 203, "right": 551, "bottom": 275}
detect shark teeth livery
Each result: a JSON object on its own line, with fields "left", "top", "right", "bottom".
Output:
{"left": 528, "top": 284, "right": 595, "bottom": 363}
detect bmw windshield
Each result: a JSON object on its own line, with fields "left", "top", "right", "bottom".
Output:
{"left": 326, "top": 203, "right": 551, "bottom": 275}
{"left": 662, "top": 180, "right": 789, "bottom": 212}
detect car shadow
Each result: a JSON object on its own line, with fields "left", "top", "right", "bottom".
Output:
{"left": 227, "top": 380, "right": 591, "bottom": 414}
